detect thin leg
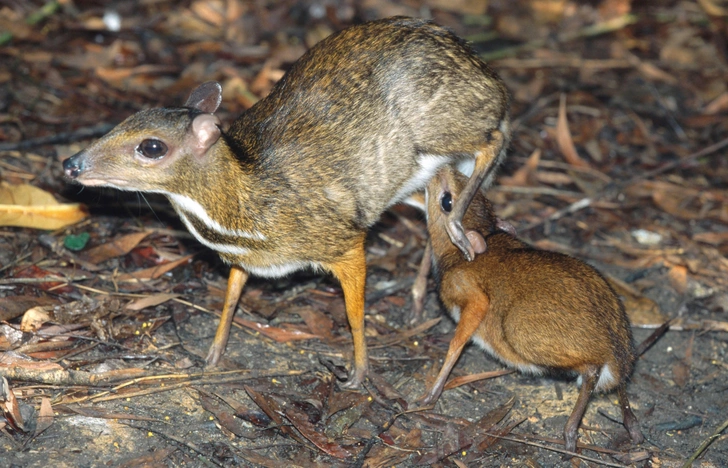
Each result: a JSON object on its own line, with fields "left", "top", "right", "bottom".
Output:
{"left": 447, "top": 130, "right": 505, "bottom": 261}
{"left": 618, "top": 385, "right": 644, "bottom": 445}
{"left": 328, "top": 237, "right": 368, "bottom": 389}
{"left": 564, "top": 367, "right": 599, "bottom": 452}
{"left": 205, "top": 265, "right": 249, "bottom": 367}
{"left": 416, "top": 292, "right": 489, "bottom": 406}
{"left": 409, "top": 241, "right": 431, "bottom": 325}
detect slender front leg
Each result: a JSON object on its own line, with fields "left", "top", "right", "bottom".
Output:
{"left": 564, "top": 367, "right": 599, "bottom": 453}
{"left": 409, "top": 241, "right": 432, "bottom": 324}
{"left": 447, "top": 130, "right": 505, "bottom": 261}
{"left": 205, "top": 265, "right": 249, "bottom": 367}
{"left": 328, "top": 237, "right": 368, "bottom": 389}
{"left": 618, "top": 384, "right": 644, "bottom": 445}
{"left": 416, "top": 291, "right": 489, "bottom": 406}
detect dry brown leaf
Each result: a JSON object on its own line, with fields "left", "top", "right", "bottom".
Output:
{"left": 693, "top": 231, "right": 728, "bottom": 245}
{"left": 20, "top": 306, "right": 51, "bottom": 332}
{"left": 704, "top": 92, "right": 728, "bottom": 114}
{"left": 424, "top": 0, "right": 489, "bottom": 15}
{"left": 557, "top": 94, "right": 590, "bottom": 168}
{"left": 668, "top": 265, "right": 688, "bottom": 294}
{"left": 535, "top": 170, "right": 574, "bottom": 186}
{"left": 672, "top": 360, "right": 690, "bottom": 387}
{"left": 125, "top": 293, "right": 180, "bottom": 311}
{"left": 233, "top": 317, "right": 320, "bottom": 342}
{"left": 607, "top": 276, "right": 668, "bottom": 326}
{"left": 697, "top": 0, "right": 728, "bottom": 16}
{"left": 443, "top": 369, "right": 513, "bottom": 390}
{"left": 80, "top": 231, "right": 151, "bottom": 264}
{"left": 113, "top": 254, "right": 193, "bottom": 282}
{"left": 0, "top": 377, "right": 26, "bottom": 431}
{"left": 0, "top": 182, "right": 87, "bottom": 230}
{"left": 501, "top": 148, "right": 541, "bottom": 186}
{"left": 191, "top": 0, "right": 225, "bottom": 27}
{"left": 35, "top": 397, "right": 54, "bottom": 437}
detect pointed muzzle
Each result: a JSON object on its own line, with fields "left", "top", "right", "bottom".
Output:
{"left": 63, "top": 150, "right": 87, "bottom": 179}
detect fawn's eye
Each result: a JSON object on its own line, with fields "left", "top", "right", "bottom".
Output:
{"left": 137, "top": 139, "right": 168, "bottom": 159}
{"left": 440, "top": 192, "right": 452, "bottom": 213}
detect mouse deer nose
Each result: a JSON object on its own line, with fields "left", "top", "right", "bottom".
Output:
{"left": 63, "top": 151, "right": 86, "bottom": 179}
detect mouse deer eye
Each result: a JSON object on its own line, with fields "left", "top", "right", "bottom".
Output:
{"left": 137, "top": 139, "right": 168, "bottom": 159}
{"left": 440, "top": 192, "right": 452, "bottom": 213}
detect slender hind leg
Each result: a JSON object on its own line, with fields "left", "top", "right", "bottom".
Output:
{"left": 446, "top": 130, "right": 505, "bottom": 261}
{"left": 618, "top": 384, "right": 644, "bottom": 445}
{"left": 564, "top": 367, "right": 599, "bottom": 453}
{"left": 409, "top": 241, "right": 431, "bottom": 324}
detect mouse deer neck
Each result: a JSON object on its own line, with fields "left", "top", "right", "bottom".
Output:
{"left": 163, "top": 137, "right": 270, "bottom": 247}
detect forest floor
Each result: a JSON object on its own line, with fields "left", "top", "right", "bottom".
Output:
{"left": 1, "top": 0, "right": 727, "bottom": 466}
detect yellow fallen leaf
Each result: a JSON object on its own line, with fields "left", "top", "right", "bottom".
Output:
{"left": 0, "top": 182, "right": 87, "bottom": 230}
{"left": 20, "top": 306, "right": 51, "bottom": 332}
{"left": 557, "top": 93, "right": 591, "bottom": 169}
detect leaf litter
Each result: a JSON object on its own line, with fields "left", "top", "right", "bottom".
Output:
{"left": 0, "top": 0, "right": 727, "bottom": 466}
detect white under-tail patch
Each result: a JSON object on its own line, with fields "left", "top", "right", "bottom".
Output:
{"left": 576, "top": 364, "right": 617, "bottom": 392}
{"left": 167, "top": 193, "right": 266, "bottom": 240}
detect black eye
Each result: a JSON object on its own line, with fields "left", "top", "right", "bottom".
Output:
{"left": 137, "top": 139, "right": 168, "bottom": 159}
{"left": 440, "top": 192, "right": 452, "bottom": 213}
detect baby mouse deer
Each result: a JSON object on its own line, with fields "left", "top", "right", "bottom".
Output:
{"left": 62, "top": 17, "right": 509, "bottom": 388}
{"left": 419, "top": 166, "right": 644, "bottom": 452}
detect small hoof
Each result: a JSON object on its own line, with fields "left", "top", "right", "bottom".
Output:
{"left": 340, "top": 378, "right": 363, "bottom": 390}
{"left": 340, "top": 367, "right": 367, "bottom": 390}
{"left": 446, "top": 219, "right": 475, "bottom": 261}
{"left": 205, "top": 348, "right": 222, "bottom": 368}
{"left": 629, "top": 428, "right": 645, "bottom": 445}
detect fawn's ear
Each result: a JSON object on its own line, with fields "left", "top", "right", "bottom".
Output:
{"left": 185, "top": 81, "right": 223, "bottom": 113}
{"left": 466, "top": 230, "right": 487, "bottom": 255}
{"left": 496, "top": 218, "right": 517, "bottom": 236}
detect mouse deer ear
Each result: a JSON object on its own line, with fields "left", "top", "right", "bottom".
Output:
{"left": 190, "top": 114, "right": 221, "bottom": 158}
{"left": 185, "top": 81, "right": 223, "bottom": 113}
{"left": 466, "top": 230, "right": 487, "bottom": 255}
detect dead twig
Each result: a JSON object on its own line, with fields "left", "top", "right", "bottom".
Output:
{"left": 484, "top": 432, "right": 629, "bottom": 467}
{"left": 0, "top": 123, "right": 115, "bottom": 152}
{"left": 681, "top": 416, "right": 728, "bottom": 467}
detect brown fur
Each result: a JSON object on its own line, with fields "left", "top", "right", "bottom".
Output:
{"left": 420, "top": 166, "right": 644, "bottom": 452}
{"left": 62, "top": 17, "right": 510, "bottom": 387}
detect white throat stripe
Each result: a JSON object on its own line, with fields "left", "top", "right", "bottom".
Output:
{"left": 166, "top": 193, "right": 266, "bottom": 241}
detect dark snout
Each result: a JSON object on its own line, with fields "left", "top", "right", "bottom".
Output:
{"left": 63, "top": 150, "right": 87, "bottom": 179}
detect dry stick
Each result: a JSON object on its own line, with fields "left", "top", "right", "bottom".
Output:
{"left": 64, "top": 369, "right": 305, "bottom": 404}
{"left": 484, "top": 432, "right": 628, "bottom": 468}
{"left": 0, "top": 123, "right": 115, "bottom": 152}
{"left": 681, "top": 416, "right": 728, "bottom": 468}
{"left": 521, "top": 135, "right": 728, "bottom": 233}
{"left": 0, "top": 276, "right": 89, "bottom": 285}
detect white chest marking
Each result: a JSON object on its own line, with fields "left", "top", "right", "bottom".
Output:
{"left": 244, "top": 261, "right": 322, "bottom": 279}
{"left": 388, "top": 155, "right": 452, "bottom": 207}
